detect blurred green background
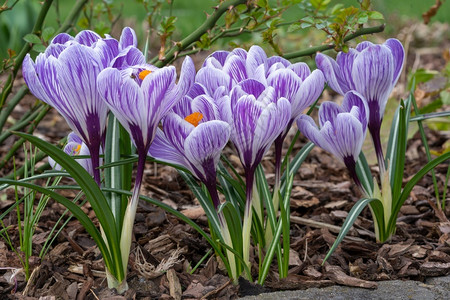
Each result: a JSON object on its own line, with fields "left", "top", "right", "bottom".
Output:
{"left": 1, "top": 0, "right": 448, "bottom": 60}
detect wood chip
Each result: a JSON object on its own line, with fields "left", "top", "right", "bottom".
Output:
{"left": 420, "top": 262, "right": 450, "bottom": 276}
{"left": 167, "top": 269, "right": 182, "bottom": 300}
{"left": 325, "top": 265, "right": 377, "bottom": 289}
{"left": 180, "top": 206, "right": 205, "bottom": 219}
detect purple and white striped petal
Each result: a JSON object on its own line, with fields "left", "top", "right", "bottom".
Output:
{"left": 184, "top": 120, "right": 231, "bottom": 180}
{"left": 288, "top": 62, "right": 311, "bottom": 80}
{"left": 291, "top": 69, "right": 324, "bottom": 119}
{"left": 149, "top": 128, "right": 189, "bottom": 167}
{"left": 352, "top": 45, "right": 394, "bottom": 125}
{"left": 384, "top": 38, "right": 405, "bottom": 85}
{"left": 315, "top": 53, "right": 348, "bottom": 95}
{"left": 246, "top": 45, "right": 268, "bottom": 79}
{"left": 119, "top": 27, "right": 138, "bottom": 49}
{"left": 74, "top": 30, "right": 101, "bottom": 46}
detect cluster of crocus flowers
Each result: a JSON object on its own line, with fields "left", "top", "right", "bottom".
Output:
{"left": 297, "top": 91, "right": 369, "bottom": 194}
{"left": 315, "top": 39, "right": 404, "bottom": 176}
{"left": 22, "top": 23, "right": 405, "bottom": 285}
{"left": 23, "top": 27, "right": 141, "bottom": 185}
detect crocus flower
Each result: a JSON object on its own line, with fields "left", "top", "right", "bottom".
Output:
{"left": 297, "top": 91, "right": 369, "bottom": 194}
{"left": 220, "top": 80, "right": 291, "bottom": 272}
{"left": 97, "top": 56, "right": 195, "bottom": 276}
{"left": 200, "top": 46, "right": 325, "bottom": 193}
{"left": 316, "top": 39, "right": 404, "bottom": 172}
{"left": 149, "top": 95, "right": 230, "bottom": 208}
{"left": 48, "top": 132, "right": 96, "bottom": 176}
{"left": 22, "top": 27, "right": 140, "bottom": 184}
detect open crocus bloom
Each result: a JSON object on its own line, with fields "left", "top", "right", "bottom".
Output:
{"left": 49, "top": 132, "right": 96, "bottom": 176}
{"left": 149, "top": 108, "right": 230, "bottom": 207}
{"left": 297, "top": 91, "right": 369, "bottom": 192}
{"left": 97, "top": 56, "right": 195, "bottom": 155}
{"left": 199, "top": 46, "right": 324, "bottom": 123}
{"left": 22, "top": 27, "right": 141, "bottom": 183}
{"left": 222, "top": 80, "right": 291, "bottom": 173}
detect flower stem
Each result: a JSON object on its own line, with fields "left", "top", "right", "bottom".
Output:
{"left": 88, "top": 145, "right": 102, "bottom": 186}
{"left": 242, "top": 168, "right": 255, "bottom": 281}
{"left": 120, "top": 151, "right": 146, "bottom": 278}
{"left": 344, "top": 156, "right": 368, "bottom": 197}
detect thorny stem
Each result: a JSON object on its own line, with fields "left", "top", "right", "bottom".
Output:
{"left": 152, "top": 0, "right": 247, "bottom": 67}
{"left": 283, "top": 24, "right": 385, "bottom": 60}
{"left": 0, "top": 0, "right": 54, "bottom": 108}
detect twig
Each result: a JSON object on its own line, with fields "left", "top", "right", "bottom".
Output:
{"left": 152, "top": 0, "right": 247, "bottom": 67}
{"left": 290, "top": 215, "right": 374, "bottom": 239}
{"left": 0, "top": 0, "right": 54, "bottom": 108}
{"left": 283, "top": 24, "right": 385, "bottom": 60}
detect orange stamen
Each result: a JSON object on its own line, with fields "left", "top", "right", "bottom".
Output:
{"left": 73, "top": 144, "right": 81, "bottom": 155}
{"left": 139, "top": 70, "right": 151, "bottom": 80}
{"left": 184, "top": 112, "right": 203, "bottom": 127}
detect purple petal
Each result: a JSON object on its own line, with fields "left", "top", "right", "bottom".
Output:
{"left": 352, "top": 45, "right": 394, "bottom": 123}
{"left": 268, "top": 56, "right": 290, "bottom": 68}
{"left": 184, "top": 121, "right": 231, "bottom": 178}
{"left": 173, "top": 56, "right": 196, "bottom": 101}
{"left": 342, "top": 91, "right": 369, "bottom": 132}
{"left": 51, "top": 33, "right": 73, "bottom": 45}
{"left": 291, "top": 69, "right": 324, "bottom": 119}
{"left": 223, "top": 55, "right": 247, "bottom": 83}
{"left": 336, "top": 49, "right": 359, "bottom": 91}
{"left": 187, "top": 82, "right": 206, "bottom": 99}
{"left": 119, "top": 27, "right": 138, "bottom": 49}
{"left": 74, "top": 30, "right": 101, "bottom": 46}
{"left": 384, "top": 38, "right": 405, "bottom": 85}
{"left": 315, "top": 53, "right": 347, "bottom": 95}
{"left": 44, "top": 43, "right": 67, "bottom": 58}
{"left": 288, "top": 62, "right": 311, "bottom": 80}
{"left": 239, "top": 79, "right": 266, "bottom": 99}
{"left": 148, "top": 128, "right": 188, "bottom": 167}
{"left": 141, "top": 66, "right": 178, "bottom": 123}
{"left": 267, "top": 69, "right": 302, "bottom": 105}
{"left": 246, "top": 45, "right": 268, "bottom": 78}
{"left": 323, "top": 113, "right": 365, "bottom": 162}
{"left": 196, "top": 67, "right": 231, "bottom": 95}
{"left": 161, "top": 113, "right": 194, "bottom": 154}
{"left": 318, "top": 101, "right": 342, "bottom": 128}
{"left": 22, "top": 54, "right": 49, "bottom": 103}
{"left": 191, "top": 95, "right": 219, "bottom": 122}
{"left": 111, "top": 46, "right": 145, "bottom": 69}
{"left": 203, "top": 50, "right": 230, "bottom": 67}
{"left": 297, "top": 114, "right": 328, "bottom": 150}
{"left": 94, "top": 38, "right": 120, "bottom": 68}
{"left": 356, "top": 41, "right": 374, "bottom": 52}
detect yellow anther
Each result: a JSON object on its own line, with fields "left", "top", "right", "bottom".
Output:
{"left": 73, "top": 144, "right": 81, "bottom": 155}
{"left": 184, "top": 112, "right": 203, "bottom": 127}
{"left": 139, "top": 70, "right": 151, "bottom": 80}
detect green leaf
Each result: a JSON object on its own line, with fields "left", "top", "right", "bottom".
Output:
{"left": 105, "top": 115, "right": 124, "bottom": 231}
{"left": 324, "top": 198, "right": 384, "bottom": 263}
{"left": 42, "top": 27, "right": 55, "bottom": 42}
{"left": 287, "top": 23, "right": 302, "bottom": 32}
{"left": 23, "top": 33, "right": 41, "bottom": 44}
{"left": 388, "top": 151, "right": 450, "bottom": 234}
{"left": 367, "top": 11, "right": 384, "bottom": 20}
{"left": 0, "top": 179, "right": 113, "bottom": 273}
{"left": 32, "top": 44, "right": 46, "bottom": 53}
{"left": 12, "top": 132, "right": 124, "bottom": 281}
{"left": 355, "top": 152, "right": 373, "bottom": 196}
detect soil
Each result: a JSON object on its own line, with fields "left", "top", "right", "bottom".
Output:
{"left": 0, "top": 22, "right": 449, "bottom": 299}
